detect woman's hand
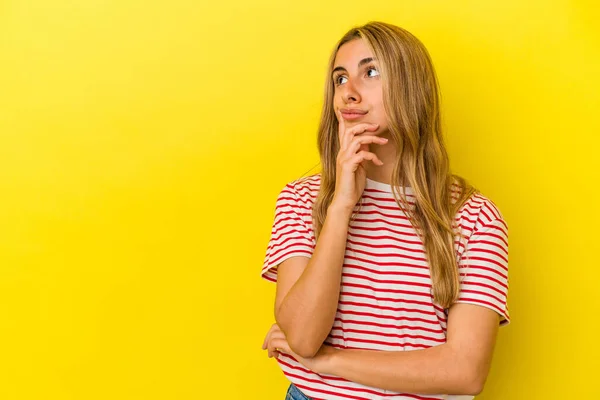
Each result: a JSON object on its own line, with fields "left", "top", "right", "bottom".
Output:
{"left": 261, "top": 323, "right": 338, "bottom": 374}
{"left": 262, "top": 322, "right": 285, "bottom": 360}
{"left": 332, "top": 109, "right": 388, "bottom": 212}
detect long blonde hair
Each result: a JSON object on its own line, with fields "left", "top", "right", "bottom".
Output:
{"left": 311, "top": 21, "right": 478, "bottom": 308}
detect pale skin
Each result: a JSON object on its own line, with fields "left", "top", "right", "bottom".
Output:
{"left": 261, "top": 38, "right": 501, "bottom": 396}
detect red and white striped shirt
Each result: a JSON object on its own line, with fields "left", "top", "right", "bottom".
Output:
{"left": 261, "top": 173, "right": 510, "bottom": 400}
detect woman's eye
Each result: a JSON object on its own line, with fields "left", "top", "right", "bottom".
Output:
{"left": 367, "top": 67, "right": 380, "bottom": 77}
{"left": 336, "top": 76, "right": 347, "bottom": 85}
{"left": 335, "top": 67, "right": 378, "bottom": 86}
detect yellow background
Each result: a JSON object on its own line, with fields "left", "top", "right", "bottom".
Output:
{"left": 1, "top": 1, "right": 598, "bottom": 399}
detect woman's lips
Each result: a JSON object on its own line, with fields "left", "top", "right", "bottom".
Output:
{"left": 341, "top": 112, "right": 367, "bottom": 121}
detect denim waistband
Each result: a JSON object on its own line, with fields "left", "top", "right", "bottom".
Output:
{"left": 285, "top": 383, "right": 312, "bottom": 400}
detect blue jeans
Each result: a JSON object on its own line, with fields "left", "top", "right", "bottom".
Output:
{"left": 285, "top": 383, "right": 312, "bottom": 400}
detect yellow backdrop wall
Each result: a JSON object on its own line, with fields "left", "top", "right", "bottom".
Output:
{"left": 1, "top": 1, "right": 598, "bottom": 399}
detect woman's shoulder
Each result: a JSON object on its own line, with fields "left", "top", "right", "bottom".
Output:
{"left": 453, "top": 188, "right": 507, "bottom": 239}
{"left": 273, "top": 173, "right": 321, "bottom": 213}
{"left": 450, "top": 177, "right": 504, "bottom": 220}
{"left": 280, "top": 173, "right": 321, "bottom": 203}
{"left": 459, "top": 192, "right": 504, "bottom": 220}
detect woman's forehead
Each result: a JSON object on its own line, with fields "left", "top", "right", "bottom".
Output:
{"left": 334, "top": 39, "right": 375, "bottom": 68}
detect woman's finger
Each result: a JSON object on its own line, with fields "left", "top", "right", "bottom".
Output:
{"left": 267, "top": 346, "right": 281, "bottom": 359}
{"left": 345, "top": 135, "right": 388, "bottom": 158}
{"left": 269, "top": 337, "right": 292, "bottom": 355}
{"left": 341, "top": 122, "right": 380, "bottom": 152}
{"left": 265, "top": 329, "right": 285, "bottom": 355}
{"left": 347, "top": 150, "right": 384, "bottom": 168}
{"left": 262, "top": 323, "right": 280, "bottom": 349}
{"left": 267, "top": 332, "right": 286, "bottom": 357}
{"left": 262, "top": 326, "right": 273, "bottom": 349}
{"left": 338, "top": 111, "right": 371, "bottom": 150}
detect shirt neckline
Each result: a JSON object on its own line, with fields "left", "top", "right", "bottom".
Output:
{"left": 365, "top": 177, "right": 414, "bottom": 194}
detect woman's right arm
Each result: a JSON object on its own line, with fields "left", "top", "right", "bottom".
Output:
{"left": 274, "top": 111, "right": 388, "bottom": 358}
{"left": 274, "top": 202, "right": 352, "bottom": 359}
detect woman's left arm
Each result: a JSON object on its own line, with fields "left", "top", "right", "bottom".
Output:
{"left": 271, "top": 303, "right": 500, "bottom": 396}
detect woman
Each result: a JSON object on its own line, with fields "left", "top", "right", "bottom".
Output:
{"left": 260, "top": 21, "right": 510, "bottom": 400}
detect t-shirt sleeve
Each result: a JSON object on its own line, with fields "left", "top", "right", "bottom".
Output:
{"left": 455, "top": 215, "right": 510, "bottom": 326}
{"left": 260, "top": 182, "right": 315, "bottom": 283}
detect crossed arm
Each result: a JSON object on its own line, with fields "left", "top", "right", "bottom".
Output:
{"left": 267, "top": 204, "right": 502, "bottom": 396}
{"left": 266, "top": 301, "right": 500, "bottom": 396}
{"left": 267, "top": 249, "right": 501, "bottom": 396}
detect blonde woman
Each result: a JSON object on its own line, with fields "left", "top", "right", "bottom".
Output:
{"left": 261, "top": 21, "right": 510, "bottom": 400}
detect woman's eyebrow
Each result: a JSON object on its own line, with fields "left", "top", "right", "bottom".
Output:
{"left": 332, "top": 57, "right": 377, "bottom": 77}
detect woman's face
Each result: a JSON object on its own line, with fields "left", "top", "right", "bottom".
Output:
{"left": 332, "top": 38, "right": 388, "bottom": 136}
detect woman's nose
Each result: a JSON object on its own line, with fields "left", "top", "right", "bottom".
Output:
{"left": 343, "top": 81, "right": 361, "bottom": 103}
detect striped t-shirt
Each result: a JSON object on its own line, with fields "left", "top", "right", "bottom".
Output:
{"left": 261, "top": 173, "right": 510, "bottom": 400}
